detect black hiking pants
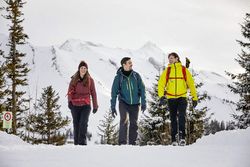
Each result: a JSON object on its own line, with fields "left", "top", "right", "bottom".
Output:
{"left": 71, "top": 105, "right": 91, "bottom": 145}
{"left": 168, "top": 97, "right": 187, "bottom": 142}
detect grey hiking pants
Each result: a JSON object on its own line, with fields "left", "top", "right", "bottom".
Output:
{"left": 118, "top": 100, "right": 139, "bottom": 145}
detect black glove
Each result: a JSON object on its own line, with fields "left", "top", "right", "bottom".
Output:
{"left": 92, "top": 108, "right": 98, "bottom": 114}
{"left": 192, "top": 100, "right": 198, "bottom": 108}
{"left": 141, "top": 104, "right": 147, "bottom": 113}
{"left": 68, "top": 101, "right": 73, "bottom": 110}
{"left": 159, "top": 96, "right": 167, "bottom": 107}
{"left": 111, "top": 108, "right": 117, "bottom": 118}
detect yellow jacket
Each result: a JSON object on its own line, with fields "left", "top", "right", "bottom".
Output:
{"left": 158, "top": 62, "right": 198, "bottom": 100}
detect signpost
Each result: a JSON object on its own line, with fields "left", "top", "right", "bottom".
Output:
{"left": 2, "top": 111, "right": 13, "bottom": 129}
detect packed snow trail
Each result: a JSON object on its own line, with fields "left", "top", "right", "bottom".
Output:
{"left": 0, "top": 128, "right": 249, "bottom": 167}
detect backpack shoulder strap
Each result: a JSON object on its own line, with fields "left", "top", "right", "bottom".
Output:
{"left": 133, "top": 72, "right": 140, "bottom": 92}
{"left": 133, "top": 72, "right": 138, "bottom": 81}
{"left": 118, "top": 74, "right": 123, "bottom": 92}
{"left": 182, "top": 66, "right": 187, "bottom": 81}
{"left": 166, "top": 67, "right": 171, "bottom": 83}
{"left": 164, "top": 67, "right": 171, "bottom": 95}
{"left": 118, "top": 72, "right": 139, "bottom": 92}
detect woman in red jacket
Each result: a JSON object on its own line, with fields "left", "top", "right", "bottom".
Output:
{"left": 68, "top": 61, "right": 98, "bottom": 145}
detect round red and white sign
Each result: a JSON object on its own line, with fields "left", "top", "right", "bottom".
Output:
{"left": 4, "top": 112, "right": 12, "bottom": 121}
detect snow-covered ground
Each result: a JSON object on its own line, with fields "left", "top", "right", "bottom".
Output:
{"left": 0, "top": 128, "right": 249, "bottom": 167}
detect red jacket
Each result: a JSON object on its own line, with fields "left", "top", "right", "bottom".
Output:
{"left": 68, "top": 77, "right": 98, "bottom": 109}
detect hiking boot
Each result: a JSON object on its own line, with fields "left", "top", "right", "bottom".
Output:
{"left": 179, "top": 139, "right": 186, "bottom": 146}
{"left": 172, "top": 141, "right": 178, "bottom": 146}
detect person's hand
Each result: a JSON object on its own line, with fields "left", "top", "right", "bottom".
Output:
{"left": 192, "top": 100, "right": 198, "bottom": 108}
{"left": 93, "top": 108, "right": 98, "bottom": 114}
{"left": 159, "top": 96, "right": 167, "bottom": 108}
{"left": 141, "top": 104, "right": 147, "bottom": 113}
{"left": 111, "top": 108, "right": 117, "bottom": 118}
{"left": 68, "top": 101, "right": 73, "bottom": 110}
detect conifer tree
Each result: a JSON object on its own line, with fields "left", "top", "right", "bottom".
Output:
{"left": 139, "top": 76, "right": 171, "bottom": 145}
{"left": 220, "top": 121, "right": 225, "bottom": 131}
{"left": 98, "top": 110, "right": 118, "bottom": 145}
{"left": 24, "top": 86, "right": 70, "bottom": 145}
{"left": 186, "top": 72, "right": 210, "bottom": 145}
{"left": 3, "top": 0, "right": 30, "bottom": 134}
{"left": 226, "top": 13, "right": 250, "bottom": 129}
{"left": 0, "top": 48, "right": 6, "bottom": 131}
{"left": 226, "top": 121, "right": 236, "bottom": 130}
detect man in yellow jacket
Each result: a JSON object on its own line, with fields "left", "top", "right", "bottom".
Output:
{"left": 158, "top": 52, "right": 198, "bottom": 146}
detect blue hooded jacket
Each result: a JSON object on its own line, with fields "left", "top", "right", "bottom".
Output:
{"left": 110, "top": 68, "right": 146, "bottom": 110}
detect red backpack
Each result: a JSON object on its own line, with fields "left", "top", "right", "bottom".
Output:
{"left": 164, "top": 66, "right": 187, "bottom": 96}
{"left": 165, "top": 65, "right": 187, "bottom": 84}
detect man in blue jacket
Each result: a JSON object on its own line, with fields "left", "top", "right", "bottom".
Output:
{"left": 111, "top": 57, "right": 146, "bottom": 145}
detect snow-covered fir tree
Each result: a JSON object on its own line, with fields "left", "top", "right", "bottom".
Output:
{"left": 139, "top": 76, "right": 171, "bottom": 145}
{"left": 98, "top": 110, "right": 118, "bottom": 145}
{"left": 0, "top": 48, "right": 6, "bottom": 131}
{"left": 186, "top": 72, "right": 211, "bottom": 145}
{"left": 226, "top": 121, "right": 236, "bottom": 130}
{"left": 208, "top": 119, "right": 221, "bottom": 135}
{"left": 220, "top": 121, "right": 226, "bottom": 131}
{"left": 226, "top": 13, "right": 250, "bottom": 129}
{"left": 204, "top": 120, "right": 234, "bottom": 135}
{"left": 3, "top": 0, "right": 30, "bottom": 135}
{"left": 24, "top": 86, "right": 70, "bottom": 145}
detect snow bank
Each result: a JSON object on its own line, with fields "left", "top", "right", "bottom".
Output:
{"left": 196, "top": 127, "right": 250, "bottom": 146}
{"left": 0, "top": 131, "right": 29, "bottom": 147}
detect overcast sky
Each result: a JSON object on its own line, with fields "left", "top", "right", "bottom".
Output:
{"left": 0, "top": 0, "right": 249, "bottom": 75}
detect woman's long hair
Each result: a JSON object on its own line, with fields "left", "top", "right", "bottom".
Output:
{"left": 70, "top": 62, "right": 90, "bottom": 88}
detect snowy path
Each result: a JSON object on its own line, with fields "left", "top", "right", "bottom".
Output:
{"left": 1, "top": 129, "right": 250, "bottom": 167}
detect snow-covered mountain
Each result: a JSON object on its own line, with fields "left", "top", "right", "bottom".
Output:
{"left": 0, "top": 33, "right": 239, "bottom": 141}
